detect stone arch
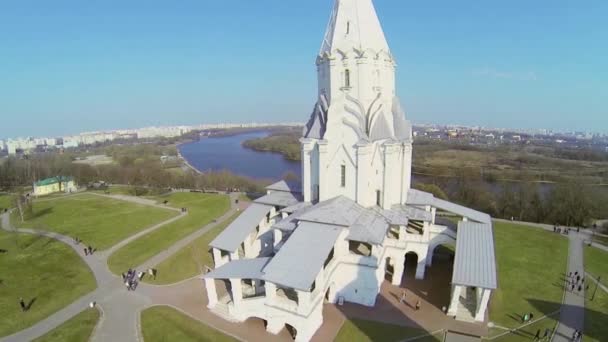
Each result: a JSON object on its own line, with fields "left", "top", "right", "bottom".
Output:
{"left": 426, "top": 234, "right": 456, "bottom": 267}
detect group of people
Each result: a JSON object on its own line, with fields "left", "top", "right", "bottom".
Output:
{"left": 180, "top": 207, "right": 188, "bottom": 213}
{"left": 122, "top": 268, "right": 158, "bottom": 291}
{"left": 122, "top": 269, "right": 140, "bottom": 291}
{"left": 567, "top": 271, "right": 588, "bottom": 293}
{"left": 74, "top": 237, "right": 95, "bottom": 256}
{"left": 552, "top": 225, "right": 582, "bottom": 235}
{"left": 570, "top": 329, "right": 583, "bottom": 341}
{"left": 532, "top": 328, "right": 552, "bottom": 341}
{"left": 399, "top": 290, "right": 422, "bottom": 311}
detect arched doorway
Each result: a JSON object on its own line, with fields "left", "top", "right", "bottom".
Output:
{"left": 403, "top": 252, "right": 418, "bottom": 281}
{"left": 286, "top": 324, "right": 297, "bottom": 340}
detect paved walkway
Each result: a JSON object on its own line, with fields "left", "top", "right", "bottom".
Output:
{"left": 552, "top": 235, "right": 585, "bottom": 342}
{"left": 0, "top": 192, "right": 238, "bottom": 342}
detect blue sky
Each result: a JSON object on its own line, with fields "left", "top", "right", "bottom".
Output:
{"left": 1, "top": 0, "right": 606, "bottom": 138}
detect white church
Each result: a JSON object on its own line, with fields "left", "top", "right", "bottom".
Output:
{"left": 203, "top": 0, "right": 497, "bottom": 340}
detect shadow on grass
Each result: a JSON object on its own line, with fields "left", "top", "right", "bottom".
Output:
{"left": 527, "top": 298, "right": 607, "bottom": 341}
{"left": 29, "top": 207, "right": 53, "bottom": 220}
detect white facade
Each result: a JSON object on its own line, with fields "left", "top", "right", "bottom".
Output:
{"left": 204, "top": 1, "right": 496, "bottom": 341}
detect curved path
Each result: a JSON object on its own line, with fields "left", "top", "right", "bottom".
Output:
{"left": 0, "top": 192, "right": 238, "bottom": 342}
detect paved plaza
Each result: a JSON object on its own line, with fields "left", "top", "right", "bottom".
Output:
{"left": 0, "top": 194, "right": 604, "bottom": 342}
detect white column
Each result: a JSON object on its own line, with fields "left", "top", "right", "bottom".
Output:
{"left": 230, "top": 279, "right": 243, "bottom": 309}
{"left": 356, "top": 143, "right": 373, "bottom": 207}
{"left": 212, "top": 248, "right": 223, "bottom": 267}
{"left": 392, "top": 257, "right": 404, "bottom": 286}
{"left": 447, "top": 285, "right": 462, "bottom": 316}
{"left": 297, "top": 290, "right": 311, "bottom": 314}
{"left": 317, "top": 140, "right": 329, "bottom": 201}
{"left": 398, "top": 226, "right": 406, "bottom": 241}
{"left": 265, "top": 282, "right": 277, "bottom": 304}
{"left": 300, "top": 138, "right": 315, "bottom": 203}
{"left": 431, "top": 207, "right": 437, "bottom": 225}
{"left": 205, "top": 278, "right": 218, "bottom": 309}
{"left": 401, "top": 143, "right": 412, "bottom": 203}
{"left": 426, "top": 246, "right": 434, "bottom": 267}
{"left": 415, "top": 259, "right": 426, "bottom": 280}
{"left": 266, "top": 319, "right": 284, "bottom": 335}
{"left": 230, "top": 251, "right": 239, "bottom": 261}
{"left": 383, "top": 142, "right": 401, "bottom": 209}
{"left": 475, "top": 288, "right": 492, "bottom": 322}
{"left": 273, "top": 229, "right": 282, "bottom": 248}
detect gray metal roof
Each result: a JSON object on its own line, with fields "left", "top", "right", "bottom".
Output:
{"left": 203, "top": 257, "right": 271, "bottom": 280}
{"left": 384, "top": 205, "right": 433, "bottom": 225}
{"left": 262, "top": 222, "right": 342, "bottom": 291}
{"left": 254, "top": 191, "right": 302, "bottom": 208}
{"left": 348, "top": 209, "right": 389, "bottom": 245}
{"left": 273, "top": 204, "right": 315, "bottom": 232}
{"left": 266, "top": 180, "right": 302, "bottom": 194}
{"left": 280, "top": 201, "right": 312, "bottom": 214}
{"left": 296, "top": 196, "right": 364, "bottom": 226}
{"left": 452, "top": 221, "right": 497, "bottom": 290}
{"left": 209, "top": 203, "right": 272, "bottom": 252}
{"left": 406, "top": 189, "right": 491, "bottom": 224}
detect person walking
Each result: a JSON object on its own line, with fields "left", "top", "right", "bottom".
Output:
{"left": 19, "top": 298, "right": 26, "bottom": 312}
{"left": 415, "top": 300, "right": 421, "bottom": 311}
{"left": 84, "top": 248, "right": 88, "bottom": 256}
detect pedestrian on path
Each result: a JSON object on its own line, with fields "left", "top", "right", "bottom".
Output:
{"left": 84, "top": 248, "right": 88, "bottom": 256}
{"left": 415, "top": 300, "right": 421, "bottom": 311}
{"left": 19, "top": 298, "right": 26, "bottom": 312}
{"left": 576, "top": 275, "right": 580, "bottom": 283}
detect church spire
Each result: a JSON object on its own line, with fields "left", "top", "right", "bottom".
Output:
{"left": 320, "top": 0, "right": 390, "bottom": 56}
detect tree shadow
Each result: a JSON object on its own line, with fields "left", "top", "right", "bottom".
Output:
{"left": 526, "top": 298, "right": 606, "bottom": 341}
{"left": 26, "top": 297, "right": 37, "bottom": 311}
{"left": 30, "top": 207, "right": 53, "bottom": 220}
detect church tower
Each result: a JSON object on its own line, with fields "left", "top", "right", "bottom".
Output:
{"left": 301, "top": 0, "right": 413, "bottom": 209}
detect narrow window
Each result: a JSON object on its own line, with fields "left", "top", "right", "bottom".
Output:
{"left": 376, "top": 190, "right": 382, "bottom": 206}
{"left": 340, "top": 165, "right": 346, "bottom": 187}
{"left": 346, "top": 21, "right": 350, "bottom": 34}
{"left": 344, "top": 69, "right": 350, "bottom": 88}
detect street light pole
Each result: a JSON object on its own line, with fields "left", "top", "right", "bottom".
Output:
{"left": 591, "top": 276, "right": 601, "bottom": 302}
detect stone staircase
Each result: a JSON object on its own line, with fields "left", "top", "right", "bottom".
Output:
{"left": 210, "top": 297, "right": 240, "bottom": 322}
{"left": 455, "top": 287, "right": 476, "bottom": 323}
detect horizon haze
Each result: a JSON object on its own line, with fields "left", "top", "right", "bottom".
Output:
{"left": 1, "top": 0, "right": 607, "bottom": 138}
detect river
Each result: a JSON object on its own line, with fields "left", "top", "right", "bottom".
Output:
{"left": 178, "top": 131, "right": 301, "bottom": 180}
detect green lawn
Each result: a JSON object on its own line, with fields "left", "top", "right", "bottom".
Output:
{"left": 489, "top": 221, "right": 568, "bottom": 334}
{"left": 335, "top": 319, "right": 440, "bottom": 342}
{"left": 583, "top": 246, "right": 608, "bottom": 342}
{"left": 0, "top": 230, "right": 96, "bottom": 337}
{"left": 145, "top": 211, "right": 241, "bottom": 285}
{"left": 584, "top": 276, "right": 608, "bottom": 342}
{"left": 585, "top": 246, "right": 608, "bottom": 281}
{"left": 32, "top": 308, "right": 100, "bottom": 342}
{"left": 140, "top": 306, "right": 237, "bottom": 342}
{"left": 107, "top": 193, "right": 230, "bottom": 275}
{"left": 0, "top": 194, "right": 14, "bottom": 210}
{"left": 16, "top": 193, "right": 177, "bottom": 250}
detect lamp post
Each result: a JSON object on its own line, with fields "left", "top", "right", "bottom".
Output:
{"left": 591, "top": 276, "right": 601, "bottom": 302}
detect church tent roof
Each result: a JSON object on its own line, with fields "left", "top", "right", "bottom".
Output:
{"left": 347, "top": 209, "right": 389, "bottom": 245}
{"left": 203, "top": 257, "right": 271, "bottom": 280}
{"left": 452, "top": 221, "right": 498, "bottom": 289}
{"left": 265, "top": 180, "right": 302, "bottom": 194}
{"left": 209, "top": 203, "right": 273, "bottom": 252}
{"left": 263, "top": 222, "right": 343, "bottom": 291}
{"left": 254, "top": 191, "right": 302, "bottom": 208}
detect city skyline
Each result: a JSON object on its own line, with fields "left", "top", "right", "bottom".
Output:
{"left": 1, "top": 0, "right": 607, "bottom": 137}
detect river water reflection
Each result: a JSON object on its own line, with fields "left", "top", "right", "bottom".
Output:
{"left": 178, "top": 131, "right": 301, "bottom": 180}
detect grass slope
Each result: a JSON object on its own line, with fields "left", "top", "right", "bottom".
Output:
{"left": 584, "top": 246, "right": 608, "bottom": 281}
{"left": 335, "top": 319, "right": 439, "bottom": 342}
{"left": 584, "top": 276, "right": 608, "bottom": 342}
{"left": 489, "top": 222, "right": 568, "bottom": 333}
{"left": 145, "top": 211, "right": 241, "bottom": 285}
{"left": 32, "top": 308, "right": 100, "bottom": 342}
{"left": 107, "top": 193, "right": 230, "bottom": 275}
{"left": 0, "top": 230, "right": 96, "bottom": 337}
{"left": 0, "top": 194, "right": 14, "bottom": 211}
{"left": 140, "top": 306, "right": 236, "bottom": 342}
{"left": 17, "top": 193, "right": 177, "bottom": 250}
